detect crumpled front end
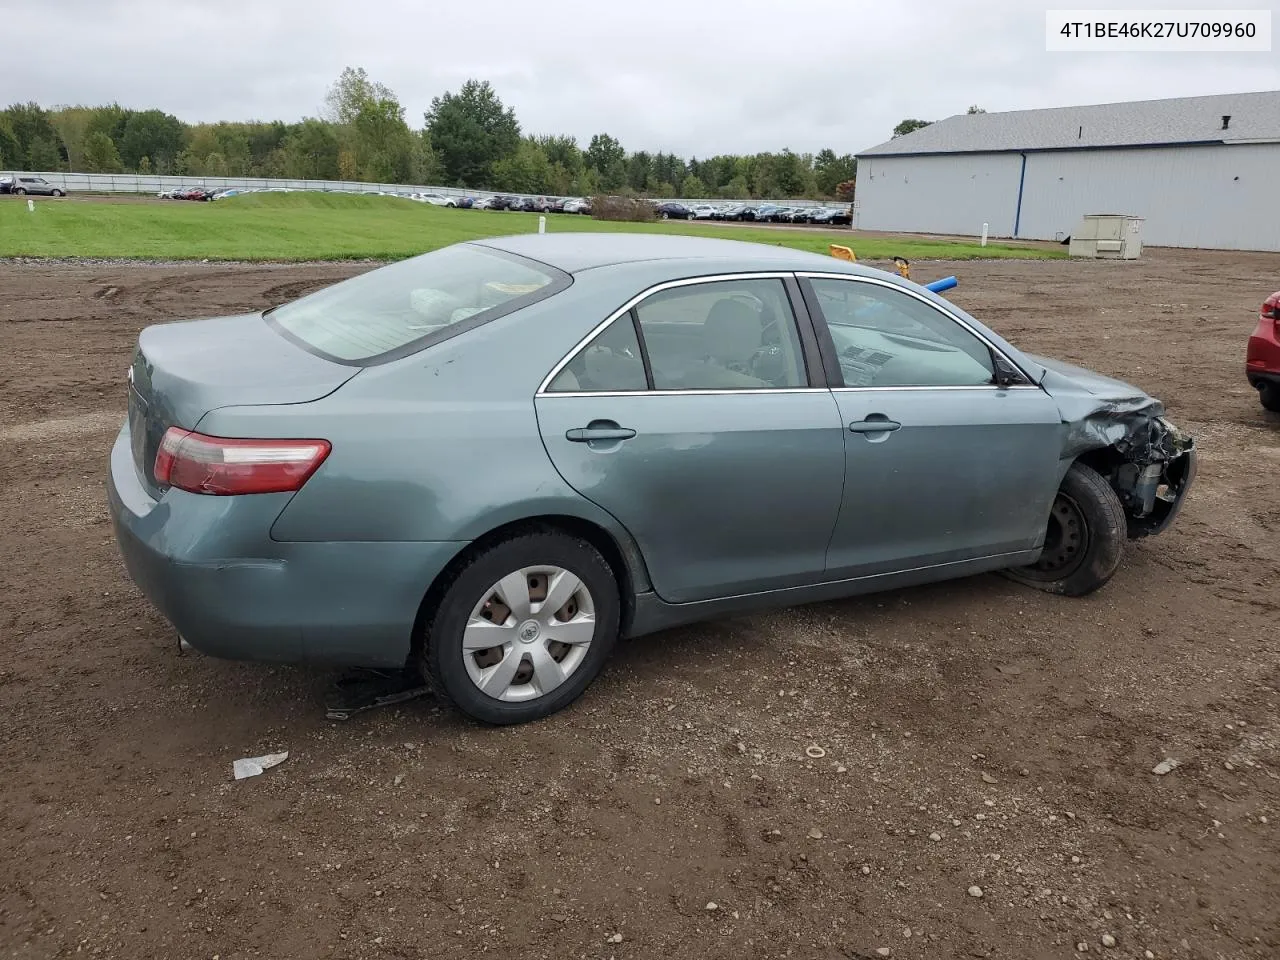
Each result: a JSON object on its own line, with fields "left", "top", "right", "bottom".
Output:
{"left": 1079, "top": 410, "right": 1196, "bottom": 538}
{"left": 1035, "top": 357, "right": 1197, "bottom": 539}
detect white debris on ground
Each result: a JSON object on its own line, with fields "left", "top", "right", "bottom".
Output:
{"left": 232, "top": 751, "right": 289, "bottom": 780}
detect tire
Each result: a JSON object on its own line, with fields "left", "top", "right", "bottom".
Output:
{"left": 1259, "top": 382, "right": 1280, "bottom": 412}
{"left": 13, "top": 188, "right": 25, "bottom": 195}
{"left": 51, "top": 189, "right": 64, "bottom": 197}
{"left": 1001, "top": 462, "right": 1126, "bottom": 597}
{"left": 421, "top": 531, "right": 621, "bottom": 725}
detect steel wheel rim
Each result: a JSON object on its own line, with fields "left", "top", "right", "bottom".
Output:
{"left": 463, "top": 565, "right": 596, "bottom": 703}
{"left": 1029, "top": 492, "right": 1089, "bottom": 576}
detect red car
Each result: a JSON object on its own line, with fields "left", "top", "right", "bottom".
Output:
{"left": 1246, "top": 290, "right": 1280, "bottom": 412}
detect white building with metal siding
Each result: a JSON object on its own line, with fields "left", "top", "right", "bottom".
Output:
{"left": 855, "top": 91, "right": 1280, "bottom": 251}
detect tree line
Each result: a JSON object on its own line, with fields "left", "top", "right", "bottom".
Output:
{"left": 0, "top": 68, "right": 858, "bottom": 201}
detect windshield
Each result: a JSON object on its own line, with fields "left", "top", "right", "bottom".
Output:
{"left": 267, "top": 244, "right": 569, "bottom": 365}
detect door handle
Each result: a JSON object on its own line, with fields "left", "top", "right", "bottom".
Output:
{"left": 848, "top": 416, "right": 901, "bottom": 433}
{"left": 566, "top": 424, "right": 637, "bottom": 443}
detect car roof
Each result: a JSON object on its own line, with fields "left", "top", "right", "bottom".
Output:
{"left": 472, "top": 232, "right": 868, "bottom": 274}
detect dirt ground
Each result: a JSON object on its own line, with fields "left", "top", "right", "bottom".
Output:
{"left": 2, "top": 248, "right": 1278, "bottom": 960}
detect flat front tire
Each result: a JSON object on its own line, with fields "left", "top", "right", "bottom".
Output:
{"left": 422, "top": 531, "right": 620, "bottom": 725}
{"left": 1002, "top": 462, "right": 1126, "bottom": 597}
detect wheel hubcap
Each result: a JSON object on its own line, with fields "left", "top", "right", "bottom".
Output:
{"left": 463, "top": 565, "right": 596, "bottom": 702}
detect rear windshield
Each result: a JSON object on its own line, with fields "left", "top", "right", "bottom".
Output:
{"left": 267, "top": 244, "right": 568, "bottom": 364}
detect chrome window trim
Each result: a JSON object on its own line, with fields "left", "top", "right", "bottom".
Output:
{"left": 829, "top": 384, "right": 1042, "bottom": 393}
{"left": 796, "top": 271, "right": 1040, "bottom": 387}
{"left": 538, "top": 384, "right": 1041, "bottom": 399}
{"left": 537, "top": 272, "right": 800, "bottom": 396}
{"left": 539, "top": 387, "right": 830, "bottom": 399}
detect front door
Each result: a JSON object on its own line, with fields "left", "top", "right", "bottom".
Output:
{"left": 535, "top": 275, "right": 846, "bottom": 604}
{"left": 801, "top": 274, "right": 1066, "bottom": 578}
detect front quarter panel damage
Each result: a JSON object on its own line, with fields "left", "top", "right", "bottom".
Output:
{"left": 1041, "top": 366, "right": 1197, "bottom": 539}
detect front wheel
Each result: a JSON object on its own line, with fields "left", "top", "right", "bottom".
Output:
{"left": 51, "top": 189, "right": 64, "bottom": 197}
{"left": 1259, "top": 382, "right": 1280, "bottom": 412}
{"left": 422, "top": 531, "right": 620, "bottom": 724}
{"left": 1002, "top": 462, "right": 1126, "bottom": 597}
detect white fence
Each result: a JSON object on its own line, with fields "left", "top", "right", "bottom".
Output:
{"left": 4, "top": 170, "right": 838, "bottom": 211}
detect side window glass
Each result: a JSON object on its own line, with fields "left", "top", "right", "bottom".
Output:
{"left": 810, "top": 279, "right": 995, "bottom": 388}
{"left": 547, "top": 315, "right": 647, "bottom": 393}
{"left": 634, "top": 278, "right": 805, "bottom": 390}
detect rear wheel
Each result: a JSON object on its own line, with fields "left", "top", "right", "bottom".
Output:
{"left": 13, "top": 188, "right": 25, "bottom": 196}
{"left": 1002, "top": 462, "right": 1126, "bottom": 597}
{"left": 1259, "top": 382, "right": 1280, "bottom": 412}
{"left": 422, "top": 531, "right": 620, "bottom": 724}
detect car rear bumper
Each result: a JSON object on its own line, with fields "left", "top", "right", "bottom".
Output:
{"left": 107, "top": 424, "right": 465, "bottom": 668}
{"left": 1247, "top": 322, "right": 1280, "bottom": 383}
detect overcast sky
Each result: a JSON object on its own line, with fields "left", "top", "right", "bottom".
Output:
{"left": 9, "top": 0, "right": 1279, "bottom": 156}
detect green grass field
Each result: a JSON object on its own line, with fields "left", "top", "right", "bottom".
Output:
{"left": 0, "top": 191, "right": 1062, "bottom": 262}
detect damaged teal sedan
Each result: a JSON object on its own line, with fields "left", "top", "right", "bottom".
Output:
{"left": 109, "top": 234, "right": 1196, "bottom": 724}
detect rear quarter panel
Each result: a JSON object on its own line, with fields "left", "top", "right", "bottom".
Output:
{"left": 197, "top": 271, "right": 656, "bottom": 581}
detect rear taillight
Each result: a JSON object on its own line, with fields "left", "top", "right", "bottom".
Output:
{"left": 1263, "top": 292, "right": 1280, "bottom": 321}
{"left": 154, "top": 428, "right": 330, "bottom": 496}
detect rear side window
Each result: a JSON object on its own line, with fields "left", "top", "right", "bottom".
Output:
{"left": 267, "top": 244, "right": 569, "bottom": 364}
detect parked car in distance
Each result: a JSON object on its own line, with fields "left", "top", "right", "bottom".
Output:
{"left": 472, "top": 197, "right": 497, "bottom": 210}
{"left": 9, "top": 175, "right": 66, "bottom": 197}
{"left": 456, "top": 197, "right": 476, "bottom": 209}
{"left": 753, "top": 204, "right": 783, "bottom": 222}
{"left": 411, "top": 193, "right": 457, "bottom": 207}
{"left": 654, "top": 202, "right": 691, "bottom": 220}
{"left": 720, "top": 204, "right": 757, "bottom": 221}
{"left": 1246, "top": 289, "right": 1280, "bottom": 411}
{"left": 560, "top": 197, "right": 585, "bottom": 214}
{"left": 109, "top": 232, "right": 1196, "bottom": 727}
{"left": 689, "top": 204, "right": 718, "bottom": 220}
{"left": 0, "top": 174, "right": 13, "bottom": 194}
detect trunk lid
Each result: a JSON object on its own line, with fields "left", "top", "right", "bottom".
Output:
{"left": 127, "top": 313, "right": 358, "bottom": 496}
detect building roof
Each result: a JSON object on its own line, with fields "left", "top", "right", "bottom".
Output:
{"left": 859, "top": 90, "right": 1280, "bottom": 157}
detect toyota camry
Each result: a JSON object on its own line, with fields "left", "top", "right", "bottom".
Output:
{"left": 109, "top": 234, "right": 1196, "bottom": 724}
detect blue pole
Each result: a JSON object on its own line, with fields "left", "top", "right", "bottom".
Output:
{"left": 925, "top": 276, "right": 957, "bottom": 293}
{"left": 1013, "top": 151, "right": 1027, "bottom": 238}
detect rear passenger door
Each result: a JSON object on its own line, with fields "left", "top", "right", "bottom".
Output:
{"left": 534, "top": 275, "right": 846, "bottom": 604}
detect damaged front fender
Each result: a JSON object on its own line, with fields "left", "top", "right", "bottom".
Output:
{"left": 1035, "top": 357, "right": 1197, "bottom": 539}
{"left": 1092, "top": 413, "right": 1196, "bottom": 538}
